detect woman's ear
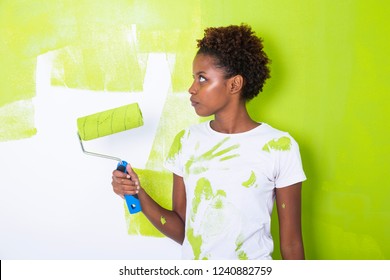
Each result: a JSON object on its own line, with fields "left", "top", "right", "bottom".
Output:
{"left": 229, "top": 75, "right": 244, "bottom": 94}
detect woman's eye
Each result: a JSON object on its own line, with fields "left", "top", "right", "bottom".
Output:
{"left": 199, "top": 76, "right": 206, "bottom": 82}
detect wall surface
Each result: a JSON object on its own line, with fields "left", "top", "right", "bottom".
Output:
{"left": 0, "top": 0, "right": 389, "bottom": 259}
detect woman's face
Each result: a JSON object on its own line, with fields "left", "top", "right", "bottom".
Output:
{"left": 188, "top": 54, "right": 234, "bottom": 117}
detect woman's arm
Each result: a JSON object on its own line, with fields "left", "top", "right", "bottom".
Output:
{"left": 275, "top": 182, "right": 305, "bottom": 260}
{"left": 112, "top": 165, "right": 186, "bottom": 244}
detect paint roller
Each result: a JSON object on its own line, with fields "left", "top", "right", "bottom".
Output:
{"left": 77, "top": 102, "right": 143, "bottom": 214}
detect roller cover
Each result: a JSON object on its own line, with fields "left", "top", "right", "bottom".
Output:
{"left": 77, "top": 103, "right": 143, "bottom": 141}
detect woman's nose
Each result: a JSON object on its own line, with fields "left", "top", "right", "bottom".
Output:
{"left": 188, "top": 81, "right": 197, "bottom": 95}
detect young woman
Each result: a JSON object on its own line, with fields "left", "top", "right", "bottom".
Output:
{"left": 112, "top": 24, "right": 306, "bottom": 260}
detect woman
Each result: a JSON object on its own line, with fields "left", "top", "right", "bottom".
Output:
{"left": 112, "top": 24, "right": 306, "bottom": 260}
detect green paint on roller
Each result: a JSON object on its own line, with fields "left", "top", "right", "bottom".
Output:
{"left": 77, "top": 103, "right": 143, "bottom": 141}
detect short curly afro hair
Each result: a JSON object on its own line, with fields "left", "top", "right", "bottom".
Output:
{"left": 196, "top": 24, "right": 271, "bottom": 101}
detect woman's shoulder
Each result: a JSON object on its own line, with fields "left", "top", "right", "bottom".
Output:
{"left": 259, "top": 122, "right": 290, "bottom": 137}
{"left": 260, "top": 123, "right": 301, "bottom": 152}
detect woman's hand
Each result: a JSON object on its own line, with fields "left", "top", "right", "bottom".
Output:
{"left": 111, "top": 165, "right": 186, "bottom": 244}
{"left": 111, "top": 164, "right": 140, "bottom": 199}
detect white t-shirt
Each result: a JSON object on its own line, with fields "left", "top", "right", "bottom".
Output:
{"left": 164, "top": 121, "right": 306, "bottom": 260}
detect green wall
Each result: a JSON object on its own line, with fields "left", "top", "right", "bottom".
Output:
{"left": 1, "top": 0, "right": 389, "bottom": 259}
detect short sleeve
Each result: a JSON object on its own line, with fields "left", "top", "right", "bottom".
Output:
{"left": 263, "top": 134, "right": 306, "bottom": 188}
{"left": 163, "top": 129, "right": 186, "bottom": 177}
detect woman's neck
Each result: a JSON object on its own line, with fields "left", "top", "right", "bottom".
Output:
{"left": 211, "top": 107, "right": 259, "bottom": 134}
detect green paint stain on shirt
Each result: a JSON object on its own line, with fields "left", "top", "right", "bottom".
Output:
{"left": 214, "top": 198, "right": 224, "bottom": 209}
{"left": 235, "top": 235, "right": 249, "bottom": 259}
{"left": 185, "top": 137, "right": 239, "bottom": 175}
{"left": 188, "top": 178, "right": 229, "bottom": 258}
{"left": 213, "top": 190, "right": 227, "bottom": 209}
{"left": 262, "top": 136, "right": 292, "bottom": 152}
{"left": 242, "top": 170, "right": 257, "bottom": 188}
{"left": 186, "top": 227, "right": 204, "bottom": 260}
{"left": 238, "top": 250, "right": 249, "bottom": 260}
{"left": 167, "top": 129, "right": 186, "bottom": 160}
{"left": 191, "top": 177, "right": 213, "bottom": 221}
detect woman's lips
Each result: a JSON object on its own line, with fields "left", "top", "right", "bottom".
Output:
{"left": 190, "top": 99, "right": 198, "bottom": 106}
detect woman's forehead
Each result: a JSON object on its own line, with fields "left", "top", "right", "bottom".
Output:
{"left": 192, "top": 54, "right": 223, "bottom": 74}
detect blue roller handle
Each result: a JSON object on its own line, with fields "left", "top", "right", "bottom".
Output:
{"left": 117, "top": 160, "right": 142, "bottom": 214}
